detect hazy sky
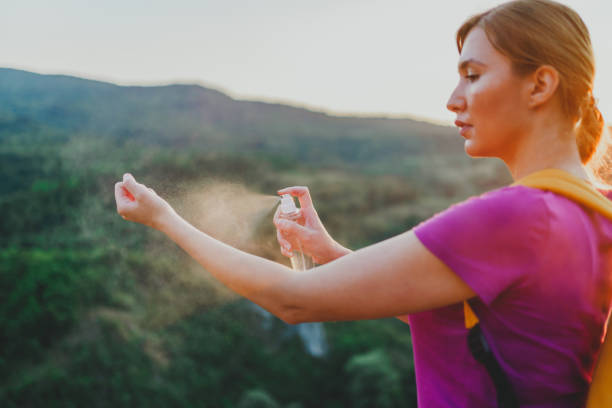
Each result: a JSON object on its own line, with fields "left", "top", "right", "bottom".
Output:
{"left": 2, "top": 0, "right": 610, "bottom": 125}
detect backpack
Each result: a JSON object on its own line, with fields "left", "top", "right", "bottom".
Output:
{"left": 464, "top": 168, "right": 612, "bottom": 408}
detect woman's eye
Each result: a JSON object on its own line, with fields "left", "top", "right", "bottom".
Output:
{"left": 465, "top": 74, "right": 480, "bottom": 82}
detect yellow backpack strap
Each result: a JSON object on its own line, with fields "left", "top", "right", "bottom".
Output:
{"left": 588, "top": 326, "right": 612, "bottom": 408}
{"left": 510, "top": 168, "right": 612, "bottom": 220}
{"left": 461, "top": 168, "right": 612, "bottom": 407}
{"left": 464, "top": 301, "right": 479, "bottom": 329}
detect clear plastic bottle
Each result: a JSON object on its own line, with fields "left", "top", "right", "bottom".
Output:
{"left": 278, "top": 194, "right": 326, "bottom": 357}
{"left": 278, "top": 194, "right": 315, "bottom": 270}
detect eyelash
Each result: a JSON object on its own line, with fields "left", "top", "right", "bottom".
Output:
{"left": 465, "top": 74, "right": 480, "bottom": 82}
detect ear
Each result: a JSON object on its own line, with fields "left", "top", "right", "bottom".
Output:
{"left": 526, "top": 65, "right": 560, "bottom": 109}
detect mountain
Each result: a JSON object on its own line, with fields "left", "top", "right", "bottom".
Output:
{"left": 0, "top": 67, "right": 461, "bottom": 166}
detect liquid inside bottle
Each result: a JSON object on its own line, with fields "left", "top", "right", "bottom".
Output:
{"left": 290, "top": 241, "right": 315, "bottom": 270}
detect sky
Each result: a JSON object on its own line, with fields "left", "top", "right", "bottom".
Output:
{"left": 1, "top": 0, "right": 610, "bottom": 125}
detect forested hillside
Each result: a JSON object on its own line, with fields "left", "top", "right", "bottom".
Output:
{"left": 0, "top": 68, "right": 511, "bottom": 407}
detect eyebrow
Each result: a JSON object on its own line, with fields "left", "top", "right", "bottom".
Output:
{"left": 458, "top": 58, "right": 487, "bottom": 72}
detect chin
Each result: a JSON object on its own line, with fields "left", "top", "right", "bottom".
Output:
{"left": 464, "top": 140, "right": 501, "bottom": 160}
{"left": 464, "top": 140, "right": 483, "bottom": 157}
{"left": 463, "top": 139, "right": 497, "bottom": 158}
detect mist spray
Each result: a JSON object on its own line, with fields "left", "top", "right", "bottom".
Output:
{"left": 278, "top": 194, "right": 314, "bottom": 270}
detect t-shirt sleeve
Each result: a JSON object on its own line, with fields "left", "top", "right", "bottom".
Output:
{"left": 413, "top": 185, "right": 549, "bottom": 305}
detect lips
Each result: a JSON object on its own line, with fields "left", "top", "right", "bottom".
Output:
{"left": 455, "top": 120, "right": 473, "bottom": 138}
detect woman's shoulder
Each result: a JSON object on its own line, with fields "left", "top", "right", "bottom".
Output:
{"left": 427, "top": 184, "right": 550, "bottom": 228}
{"left": 475, "top": 184, "right": 548, "bottom": 211}
{"left": 414, "top": 185, "right": 551, "bottom": 260}
{"left": 415, "top": 182, "right": 612, "bottom": 250}
{"left": 453, "top": 183, "right": 602, "bottom": 223}
{"left": 413, "top": 183, "right": 603, "bottom": 256}
{"left": 453, "top": 183, "right": 612, "bottom": 245}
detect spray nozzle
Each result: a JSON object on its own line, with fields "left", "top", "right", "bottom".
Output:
{"left": 279, "top": 194, "right": 299, "bottom": 215}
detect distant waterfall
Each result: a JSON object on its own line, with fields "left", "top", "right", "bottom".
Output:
{"left": 296, "top": 322, "right": 327, "bottom": 357}
{"left": 251, "top": 304, "right": 328, "bottom": 358}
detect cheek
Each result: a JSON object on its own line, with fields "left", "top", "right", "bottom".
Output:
{"left": 466, "top": 77, "right": 525, "bottom": 155}
{"left": 468, "top": 78, "right": 510, "bottom": 117}
{"left": 468, "top": 78, "right": 525, "bottom": 141}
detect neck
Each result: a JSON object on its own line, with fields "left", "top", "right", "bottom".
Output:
{"left": 501, "top": 116, "right": 588, "bottom": 182}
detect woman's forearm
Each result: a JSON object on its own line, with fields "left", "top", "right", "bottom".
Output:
{"left": 156, "top": 210, "right": 296, "bottom": 321}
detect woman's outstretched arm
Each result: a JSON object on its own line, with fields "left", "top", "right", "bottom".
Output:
{"left": 116, "top": 174, "right": 475, "bottom": 324}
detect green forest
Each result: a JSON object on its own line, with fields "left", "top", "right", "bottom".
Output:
{"left": 0, "top": 68, "right": 513, "bottom": 407}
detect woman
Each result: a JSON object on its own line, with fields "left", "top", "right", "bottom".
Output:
{"left": 115, "top": 0, "right": 609, "bottom": 406}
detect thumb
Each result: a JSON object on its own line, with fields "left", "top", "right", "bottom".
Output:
{"left": 122, "top": 173, "right": 147, "bottom": 199}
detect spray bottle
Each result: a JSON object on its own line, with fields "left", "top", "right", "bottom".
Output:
{"left": 279, "top": 194, "right": 315, "bottom": 270}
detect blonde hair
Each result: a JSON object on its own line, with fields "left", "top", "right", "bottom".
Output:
{"left": 456, "top": 0, "right": 606, "bottom": 178}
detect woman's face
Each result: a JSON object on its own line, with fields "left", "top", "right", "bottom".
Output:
{"left": 447, "top": 27, "right": 530, "bottom": 159}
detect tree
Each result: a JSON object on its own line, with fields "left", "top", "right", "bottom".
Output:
{"left": 237, "top": 389, "right": 280, "bottom": 408}
{"left": 345, "top": 349, "right": 404, "bottom": 408}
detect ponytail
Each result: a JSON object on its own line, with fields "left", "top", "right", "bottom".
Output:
{"left": 577, "top": 94, "right": 605, "bottom": 164}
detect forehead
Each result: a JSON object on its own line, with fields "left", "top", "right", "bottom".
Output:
{"left": 458, "top": 27, "right": 508, "bottom": 68}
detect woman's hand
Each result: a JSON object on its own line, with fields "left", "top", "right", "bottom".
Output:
{"left": 114, "top": 173, "right": 176, "bottom": 230}
{"left": 273, "top": 186, "right": 351, "bottom": 264}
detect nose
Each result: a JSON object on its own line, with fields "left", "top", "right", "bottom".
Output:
{"left": 446, "top": 83, "right": 466, "bottom": 113}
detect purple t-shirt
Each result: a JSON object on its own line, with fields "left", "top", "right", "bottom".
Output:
{"left": 406, "top": 185, "right": 612, "bottom": 407}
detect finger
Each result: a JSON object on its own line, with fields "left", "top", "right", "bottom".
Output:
{"left": 114, "top": 182, "right": 124, "bottom": 208}
{"left": 276, "top": 219, "right": 309, "bottom": 237}
{"left": 273, "top": 206, "right": 283, "bottom": 226}
{"left": 114, "top": 182, "right": 132, "bottom": 217}
{"left": 278, "top": 238, "right": 293, "bottom": 258}
{"left": 114, "top": 181, "right": 132, "bottom": 205}
{"left": 277, "top": 186, "right": 313, "bottom": 209}
{"left": 277, "top": 229, "right": 292, "bottom": 252}
{"left": 123, "top": 187, "right": 136, "bottom": 201}
{"left": 122, "top": 173, "right": 148, "bottom": 199}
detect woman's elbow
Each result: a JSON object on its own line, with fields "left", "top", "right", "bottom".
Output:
{"left": 273, "top": 294, "right": 317, "bottom": 324}
{"left": 265, "top": 278, "right": 312, "bottom": 325}
{"left": 276, "top": 304, "right": 308, "bottom": 325}
{"left": 278, "top": 309, "right": 300, "bottom": 325}
{"left": 250, "top": 288, "right": 302, "bottom": 324}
